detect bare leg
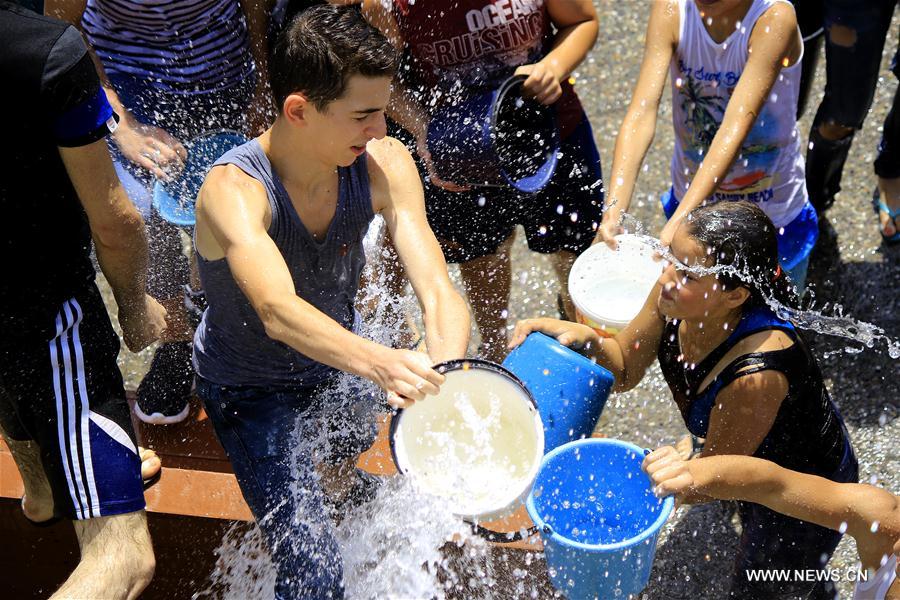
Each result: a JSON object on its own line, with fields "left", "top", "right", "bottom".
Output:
{"left": 51, "top": 511, "right": 155, "bottom": 600}
{"left": 458, "top": 234, "right": 514, "bottom": 363}
{"left": 1, "top": 425, "right": 156, "bottom": 599}
{"left": 551, "top": 250, "right": 578, "bottom": 321}
{"left": 1, "top": 426, "right": 54, "bottom": 522}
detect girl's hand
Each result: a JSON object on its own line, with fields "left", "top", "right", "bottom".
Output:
{"left": 658, "top": 218, "right": 679, "bottom": 253}
{"left": 642, "top": 445, "right": 696, "bottom": 497}
{"left": 514, "top": 62, "right": 562, "bottom": 105}
{"left": 509, "top": 318, "right": 599, "bottom": 350}
{"left": 112, "top": 115, "right": 186, "bottom": 180}
{"left": 595, "top": 211, "right": 623, "bottom": 248}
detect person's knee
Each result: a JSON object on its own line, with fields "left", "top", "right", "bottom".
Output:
{"left": 827, "top": 24, "right": 857, "bottom": 48}
{"left": 817, "top": 120, "right": 855, "bottom": 141}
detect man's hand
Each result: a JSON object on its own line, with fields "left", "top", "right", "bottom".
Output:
{"left": 370, "top": 347, "right": 445, "bottom": 409}
{"left": 112, "top": 115, "right": 187, "bottom": 181}
{"left": 514, "top": 62, "right": 562, "bottom": 105}
{"left": 119, "top": 294, "right": 168, "bottom": 353}
{"left": 642, "top": 445, "right": 696, "bottom": 497}
{"left": 510, "top": 318, "right": 599, "bottom": 350}
{"left": 415, "top": 133, "right": 471, "bottom": 192}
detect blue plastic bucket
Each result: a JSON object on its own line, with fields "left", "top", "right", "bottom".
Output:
{"left": 152, "top": 129, "right": 247, "bottom": 226}
{"left": 526, "top": 439, "right": 674, "bottom": 599}
{"left": 502, "top": 332, "right": 614, "bottom": 453}
{"left": 426, "top": 75, "right": 559, "bottom": 193}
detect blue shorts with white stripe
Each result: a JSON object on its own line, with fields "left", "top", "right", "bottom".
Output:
{"left": 0, "top": 283, "right": 145, "bottom": 520}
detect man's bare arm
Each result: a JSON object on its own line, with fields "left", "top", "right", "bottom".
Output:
{"left": 58, "top": 139, "right": 167, "bottom": 351}
{"left": 367, "top": 137, "right": 471, "bottom": 363}
{"left": 195, "top": 164, "right": 445, "bottom": 404}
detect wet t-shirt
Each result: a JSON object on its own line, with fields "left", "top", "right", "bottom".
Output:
{"left": 393, "top": 0, "right": 584, "bottom": 136}
{"left": 0, "top": 3, "right": 118, "bottom": 337}
{"left": 670, "top": 0, "right": 807, "bottom": 228}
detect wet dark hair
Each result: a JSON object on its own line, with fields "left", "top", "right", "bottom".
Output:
{"left": 269, "top": 4, "right": 399, "bottom": 111}
{"left": 686, "top": 202, "right": 800, "bottom": 310}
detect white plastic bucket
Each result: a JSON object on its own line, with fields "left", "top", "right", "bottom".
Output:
{"left": 568, "top": 234, "right": 663, "bottom": 337}
{"left": 390, "top": 360, "right": 545, "bottom": 522}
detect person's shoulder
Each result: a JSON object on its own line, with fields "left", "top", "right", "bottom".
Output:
{"left": 754, "top": 1, "right": 799, "bottom": 37}
{"left": 205, "top": 163, "right": 266, "bottom": 200}
{"left": 365, "top": 136, "right": 412, "bottom": 167}
{"left": 365, "top": 136, "right": 416, "bottom": 183}
{"left": 1, "top": 5, "right": 84, "bottom": 80}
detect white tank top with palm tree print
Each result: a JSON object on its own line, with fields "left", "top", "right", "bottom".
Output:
{"left": 669, "top": 0, "right": 806, "bottom": 228}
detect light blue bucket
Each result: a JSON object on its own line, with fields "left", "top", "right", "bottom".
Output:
{"left": 152, "top": 129, "right": 247, "bottom": 227}
{"left": 502, "top": 332, "right": 614, "bottom": 453}
{"left": 526, "top": 439, "right": 674, "bottom": 599}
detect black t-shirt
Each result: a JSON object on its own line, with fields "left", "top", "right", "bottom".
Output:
{"left": 0, "top": 2, "right": 118, "bottom": 335}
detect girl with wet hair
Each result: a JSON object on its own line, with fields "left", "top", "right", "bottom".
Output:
{"left": 512, "top": 201, "right": 858, "bottom": 599}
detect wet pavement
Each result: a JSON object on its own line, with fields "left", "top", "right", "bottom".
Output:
{"left": 105, "top": 1, "right": 899, "bottom": 598}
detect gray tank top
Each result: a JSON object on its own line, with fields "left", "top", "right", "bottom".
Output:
{"left": 193, "top": 140, "right": 375, "bottom": 387}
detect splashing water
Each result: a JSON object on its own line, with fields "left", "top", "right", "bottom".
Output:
{"left": 623, "top": 230, "right": 900, "bottom": 358}
{"left": 194, "top": 478, "right": 494, "bottom": 600}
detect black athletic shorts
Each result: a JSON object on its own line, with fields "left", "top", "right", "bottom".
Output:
{"left": 393, "top": 113, "right": 604, "bottom": 264}
{"left": 0, "top": 284, "right": 145, "bottom": 520}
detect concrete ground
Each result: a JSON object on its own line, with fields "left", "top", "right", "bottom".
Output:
{"left": 107, "top": 2, "right": 899, "bottom": 598}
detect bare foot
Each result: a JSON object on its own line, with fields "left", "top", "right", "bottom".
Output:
{"left": 876, "top": 177, "right": 900, "bottom": 238}
{"left": 139, "top": 447, "right": 161, "bottom": 482}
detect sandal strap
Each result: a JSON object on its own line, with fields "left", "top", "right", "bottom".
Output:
{"left": 876, "top": 199, "right": 900, "bottom": 219}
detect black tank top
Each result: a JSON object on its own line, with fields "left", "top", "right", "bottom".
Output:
{"left": 657, "top": 306, "right": 853, "bottom": 478}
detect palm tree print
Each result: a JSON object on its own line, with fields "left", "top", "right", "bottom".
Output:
{"left": 679, "top": 76, "right": 726, "bottom": 151}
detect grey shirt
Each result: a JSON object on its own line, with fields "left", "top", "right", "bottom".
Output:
{"left": 193, "top": 140, "right": 375, "bottom": 387}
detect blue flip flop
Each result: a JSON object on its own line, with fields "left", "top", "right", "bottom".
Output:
{"left": 872, "top": 188, "right": 900, "bottom": 245}
{"left": 152, "top": 129, "right": 248, "bottom": 227}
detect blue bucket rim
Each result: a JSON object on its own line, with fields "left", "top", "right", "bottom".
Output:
{"left": 152, "top": 128, "right": 248, "bottom": 226}
{"left": 488, "top": 74, "right": 559, "bottom": 193}
{"left": 515, "top": 332, "right": 615, "bottom": 383}
{"left": 426, "top": 74, "right": 559, "bottom": 193}
{"left": 525, "top": 438, "right": 674, "bottom": 552}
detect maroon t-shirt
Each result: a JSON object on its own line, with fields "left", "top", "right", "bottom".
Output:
{"left": 393, "top": 0, "right": 584, "bottom": 137}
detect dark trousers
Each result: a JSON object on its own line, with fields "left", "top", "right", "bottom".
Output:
{"left": 196, "top": 373, "right": 379, "bottom": 600}
{"left": 806, "top": 0, "right": 900, "bottom": 211}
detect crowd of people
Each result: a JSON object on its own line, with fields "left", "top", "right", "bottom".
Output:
{"left": 0, "top": 0, "right": 897, "bottom": 599}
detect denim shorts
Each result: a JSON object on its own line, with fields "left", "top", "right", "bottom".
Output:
{"left": 390, "top": 113, "right": 604, "bottom": 263}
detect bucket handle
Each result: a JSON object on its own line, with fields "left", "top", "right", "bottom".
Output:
{"left": 468, "top": 522, "right": 549, "bottom": 543}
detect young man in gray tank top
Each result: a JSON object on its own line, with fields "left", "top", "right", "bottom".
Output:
{"left": 191, "top": 6, "right": 470, "bottom": 599}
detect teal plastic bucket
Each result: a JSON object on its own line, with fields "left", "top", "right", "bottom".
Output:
{"left": 502, "top": 332, "right": 614, "bottom": 453}
{"left": 152, "top": 129, "right": 247, "bottom": 226}
{"left": 526, "top": 439, "right": 674, "bottom": 599}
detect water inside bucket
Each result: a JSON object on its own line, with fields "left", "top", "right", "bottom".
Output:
{"left": 574, "top": 276, "right": 653, "bottom": 324}
{"left": 393, "top": 365, "right": 543, "bottom": 519}
{"left": 531, "top": 444, "right": 668, "bottom": 547}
